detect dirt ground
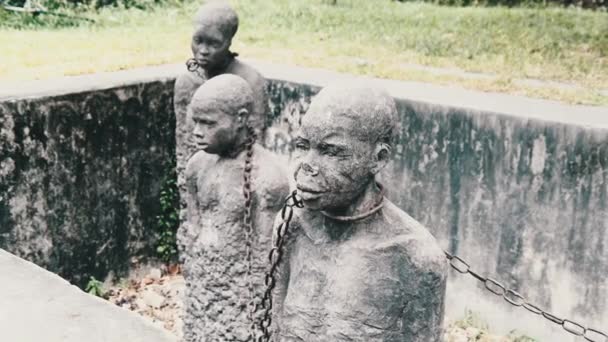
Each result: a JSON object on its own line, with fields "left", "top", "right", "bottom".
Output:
{"left": 104, "top": 265, "right": 521, "bottom": 342}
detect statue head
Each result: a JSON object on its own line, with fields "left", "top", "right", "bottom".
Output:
{"left": 292, "top": 84, "right": 398, "bottom": 211}
{"left": 191, "top": 0, "right": 239, "bottom": 71}
{"left": 189, "top": 74, "right": 254, "bottom": 156}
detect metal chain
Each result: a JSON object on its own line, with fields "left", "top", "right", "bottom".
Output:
{"left": 241, "top": 129, "right": 258, "bottom": 342}
{"left": 253, "top": 191, "right": 303, "bottom": 342}
{"left": 186, "top": 58, "right": 205, "bottom": 78}
{"left": 445, "top": 251, "right": 608, "bottom": 342}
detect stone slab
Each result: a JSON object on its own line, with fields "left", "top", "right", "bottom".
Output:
{"left": 0, "top": 248, "right": 177, "bottom": 342}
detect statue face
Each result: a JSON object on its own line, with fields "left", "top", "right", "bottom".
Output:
{"left": 191, "top": 23, "right": 232, "bottom": 71}
{"left": 292, "top": 114, "right": 376, "bottom": 211}
{"left": 191, "top": 106, "right": 239, "bottom": 155}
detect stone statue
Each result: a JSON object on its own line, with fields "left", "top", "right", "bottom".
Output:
{"left": 272, "top": 85, "right": 447, "bottom": 342}
{"left": 178, "top": 74, "right": 289, "bottom": 342}
{"left": 174, "top": 0, "right": 268, "bottom": 193}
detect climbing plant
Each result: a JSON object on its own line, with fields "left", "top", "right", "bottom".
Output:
{"left": 155, "top": 160, "right": 179, "bottom": 264}
{"left": 85, "top": 276, "right": 105, "bottom": 297}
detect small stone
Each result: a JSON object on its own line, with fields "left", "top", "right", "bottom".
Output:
{"left": 142, "top": 289, "right": 165, "bottom": 308}
{"left": 465, "top": 326, "right": 481, "bottom": 338}
{"left": 141, "top": 277, "right": 155, "bottom": 286}
{"left": 447, "top": 327, "right": 468, "bottom": 342}
{"left": 134, "top": 298, "right": 146, "bottom": 310}
{"left": 148, "top": 268, "right": 162, "bottom": 280}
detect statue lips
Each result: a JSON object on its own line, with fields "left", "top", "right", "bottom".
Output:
{"left": 194, "top": 139, "right": 209, "bottom": 149}
{"left": 196, "top": 58, "right": 210, "bottom": 67}
{"left": 296, "top": 184, "right": 325, "bottom": 201}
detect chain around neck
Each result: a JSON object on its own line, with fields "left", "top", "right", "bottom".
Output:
{"left": 185, "top": 51, "right": 237, "bottom": 79}
{"left": 320, "top": 182, "right": 386, "bottom": 222}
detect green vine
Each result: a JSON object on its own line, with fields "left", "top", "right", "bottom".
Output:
{"left": 155, "top": 160, "right": 179, "bottom": 264}
{"left": 85, "top": 276, "right": 105, "bottom": 297}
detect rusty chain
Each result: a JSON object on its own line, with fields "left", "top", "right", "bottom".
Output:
{"left": 241, "top": 129, "right": 258, "bottom": 341}
{"left": 186, "top": 58, "right": 205, "bottom": 78}
{"left": 252, "top": 191, "right": 303, "bottom": 342}
{"left": 445, "top": 251, "right": 608, "bottom": 342}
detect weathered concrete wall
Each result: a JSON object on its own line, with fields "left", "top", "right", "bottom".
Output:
{"left": 0, "top": 248, "right": 177, "bottom": 342}
{"left": 1, "top": 63, "right": 607, "bottom": 341}
{"left": 0, "top": 71, "right": 175, "bottom": 287}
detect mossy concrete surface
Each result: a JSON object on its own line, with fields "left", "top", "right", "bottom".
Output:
{"left": 0, "top": 71, "right": 176, "bottom": 288}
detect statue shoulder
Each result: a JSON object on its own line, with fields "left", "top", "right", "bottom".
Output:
{"left": 228, "top": 59, "right": 267, "bottom": 92}
{"left": 185, "top": 151, "right": 214, "bottom": 178}
{"left": 174, "top": 72, "right": 205, "bottom": 100}
{"left": 375, "top": 201, "right": 447, "bottom": 277}
{"left": 253, "top": 145, "right": 290, "bottom": 197}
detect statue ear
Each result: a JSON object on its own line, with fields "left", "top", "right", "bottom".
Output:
{"left": 237, "top": 108, "right": 249, "bottom": 127}
{"left": 371, "top": 142, "right": 391, "bottom": 175}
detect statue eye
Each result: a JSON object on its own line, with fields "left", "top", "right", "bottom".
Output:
{"left": 323, "top": 149, "right": 339, "bottom": 157}
{"left": 194, "top": 119, "right": 215, "bottom": 127}
{"left": 207, "top": 39, "right": 222, "bottom": 48}
{"left": 293, "top": 140, "right": 309, "bottom": 151}
{"left": 320, "top": 144, "right": 345, "bottom": 157}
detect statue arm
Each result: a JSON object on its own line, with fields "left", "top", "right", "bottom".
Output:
{"left": 270, "top": 211, "right": 292, "bottom": 336}
{"left": 174, "top": 73, "right": 203, "bottom": 175}
{"left": 177, "top": 155, "right": 203, "bottom": 255}
{"left": 184, "top": 163, "right": 200, "bottom": 225}
{"left": 174, "top": 72, "right": 204, "bottom": 127}
{"left": 255, "top": 160, "right": 290, "bottom": 243}
{"left": 252, "top": 77, "right": 269, "bottom": 128}
{"left": 399, "top": 254, "right": 447, "bottom": 341}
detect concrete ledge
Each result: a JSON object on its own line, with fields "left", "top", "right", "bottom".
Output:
{"left": 0, "top": 64, "right": 182, "bottom": 101}
{"left": 0, "top": 249, "right": 177, "bottom": 342}
{"left": 250, "top": 59, "right": 608, "bottom": 129}
{"left": 2, "top": 60, "right": 606, "bottom": 127}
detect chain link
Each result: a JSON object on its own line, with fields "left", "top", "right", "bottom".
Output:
{"left": 241, "top": 129, "right": 258, "bottom": 341}
{"left": 445, "top": 251, "right": 608, "bottom": 342}
{"left": 251, "top": 191, "right": 303, "bottom": 342}
{"left": 186, "top": 58, "right": 205, "bottom": 78}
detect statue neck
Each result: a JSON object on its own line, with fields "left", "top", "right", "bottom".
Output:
{"left": 217, "top": 128, "right": 252, "bottom": 159}
{"left": 331, "top": 180, "right": 384, "bottom": 217}
{"left": 204, "top": 52, "right": 236, "bottom": 78}
{"left": 303, "top": 181, "right": 384, "bottom": 244}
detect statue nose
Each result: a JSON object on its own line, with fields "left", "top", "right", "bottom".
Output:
{"left": 193, "top": 125, "right": 204, "bottom": 138}
{"left": 301, "top": 162, "right": 319, "bottom": 176}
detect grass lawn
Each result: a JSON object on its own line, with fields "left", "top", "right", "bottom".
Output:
{"left": 1, "top": 0, "right": 607, "bottom": 105}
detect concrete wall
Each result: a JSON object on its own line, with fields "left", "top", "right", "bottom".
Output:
{"left": 0, "top": 68, "right": 176, "bottom": 287}
{"left": 1, "top": 62, "right": 607, "bottom": 341}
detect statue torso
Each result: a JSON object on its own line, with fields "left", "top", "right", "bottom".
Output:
{"left": 282, "top": 234, "right": 408, "bottom": 342}
{"left": 278, "top": 202, "right": 448, "bottom": 342}
{"left": 180, "top": 146, "right": 289, "bottom": 342}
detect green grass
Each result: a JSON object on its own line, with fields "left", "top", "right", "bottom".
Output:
{"left": 1, "top": 0, "right": 607, "bottom": 105}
